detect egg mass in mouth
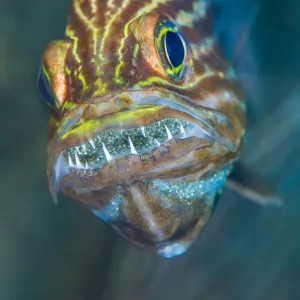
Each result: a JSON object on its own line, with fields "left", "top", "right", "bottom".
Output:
{"left": 64, "top": 118, "right": 211, "bottom": 170}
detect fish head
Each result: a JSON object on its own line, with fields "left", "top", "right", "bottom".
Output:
{"left": 39, "top": 0, "right": 246, "bottom": 258}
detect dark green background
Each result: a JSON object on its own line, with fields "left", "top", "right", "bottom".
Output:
{"left": 1, "top": 0, "right": 300, "bottom": 299}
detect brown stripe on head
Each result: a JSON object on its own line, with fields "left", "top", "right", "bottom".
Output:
{"left": 62, "top": 0, "right": 214, "bottom": 100}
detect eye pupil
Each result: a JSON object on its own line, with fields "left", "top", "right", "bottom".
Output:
{"left": 38, "top": 67, "right": 55, "bottom": 108}
{"left": 165, "top": 31, "right": 185, "bottom": 68}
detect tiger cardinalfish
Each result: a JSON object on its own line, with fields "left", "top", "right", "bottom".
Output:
{"left": 38, "top": 0, "right": 260, "bottom": 258}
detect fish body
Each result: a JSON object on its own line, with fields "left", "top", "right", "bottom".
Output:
{"left": 39, "top": 0, "right": 247, "bottom": 258}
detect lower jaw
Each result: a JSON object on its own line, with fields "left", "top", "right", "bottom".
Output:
{"left": 64, "top": 166, "right": 231, "bottom": 258}
{"left": 54, "top": 127, "right": 236, "bottom": 257}
{"left": 97, "top": 168, "right": 230, "bottom": 258}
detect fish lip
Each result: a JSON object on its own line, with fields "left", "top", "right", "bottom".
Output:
{"left": 57, "top": 90, "right": 239, "bottom": 151}
{"left": 131, "top": 90, "right": 239, "bottom": 153}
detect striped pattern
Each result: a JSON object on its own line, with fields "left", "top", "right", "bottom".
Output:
{"left": 55, "top": 0, "right": 246, "bottom": 142}
{"left": 64, "top": 0, "right": 216, "bottom": 96}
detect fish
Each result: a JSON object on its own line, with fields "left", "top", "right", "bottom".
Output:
{"left": 38, "top": 0, "right": 281, "bottom": 258}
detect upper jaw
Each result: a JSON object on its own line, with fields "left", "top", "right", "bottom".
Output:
{"left": 49, "top": 90, "right": 242, "bottom": 195}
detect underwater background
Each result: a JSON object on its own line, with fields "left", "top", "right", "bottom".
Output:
{"left": 1, "top": 0, "right": 300, "bottom": 299}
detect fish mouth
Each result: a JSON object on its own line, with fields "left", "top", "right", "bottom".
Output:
{"left": 66, "top": 117, "right": 207, "bottom": 169}
{"left": 48, "top": 90, "right": 243, "bottom": 257}
{"left": 50, "top": 90, "right": 241, "bottom": 196}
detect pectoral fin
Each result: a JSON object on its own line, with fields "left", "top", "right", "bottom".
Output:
{"left": 226, "top": 163, "right": 284, "bottom": 206}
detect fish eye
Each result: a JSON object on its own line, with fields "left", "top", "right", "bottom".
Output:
{"left": 156, "top": 21, "right": 188, "bottom": 80}
{"left": 37, "top": 66, "right": 56, "bottom": 109}
{"left": 164, "top": 31, "right": 186, "bottom": 69}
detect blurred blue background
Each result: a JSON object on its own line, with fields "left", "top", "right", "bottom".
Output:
{"left": 0, "top": 0, "right": 299, "bottom": 299}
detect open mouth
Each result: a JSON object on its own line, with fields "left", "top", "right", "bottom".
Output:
{"left": 51, "top": 90, "right": 241, "bottom": 194}
{"left": 48, "top": 90, "right": 243, "bottom": 257}
{"left": 65, "top": 118, "right": 209, "bottom": 170}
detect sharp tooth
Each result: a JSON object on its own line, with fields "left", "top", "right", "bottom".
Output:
{"left": 82, "top": 144, "right": 87, "bottom": 153}
{"left": 128, "top": 136, "right": 139, "bottom": 154}
{"left": 75, "top": 146, "right": 82, "bottom": 154}
{"left": 102, "top": 142, "right": 113, "bottom": 161}
{"left": 141, "top": 127, "right": 146, "bottom": 137}
{"left": 179, "top": 122, "right": 186, "bottom": 136}
{"left": 165, "top": 125, "right": 173, "bottom": 140}
{"left": 74, "top": 150, "right": 84, "bottom": 168}
{"left": 89, "top": 139, "right": 96, "bottom": 149}
{"left": 85, "top": 161, "right": 89, "bottom": 169}
{"left": 68, "top": 152, "right": 76, "bottom": 168}
{"left": 154, "top": 139, "right": 161, "bottom": 147}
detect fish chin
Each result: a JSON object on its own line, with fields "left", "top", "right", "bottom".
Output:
{"left": 93, "top": 168, "right": 231, "bottom": 258}
{"left": 48, "top": 90, "right": 241, "bottom": 257}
